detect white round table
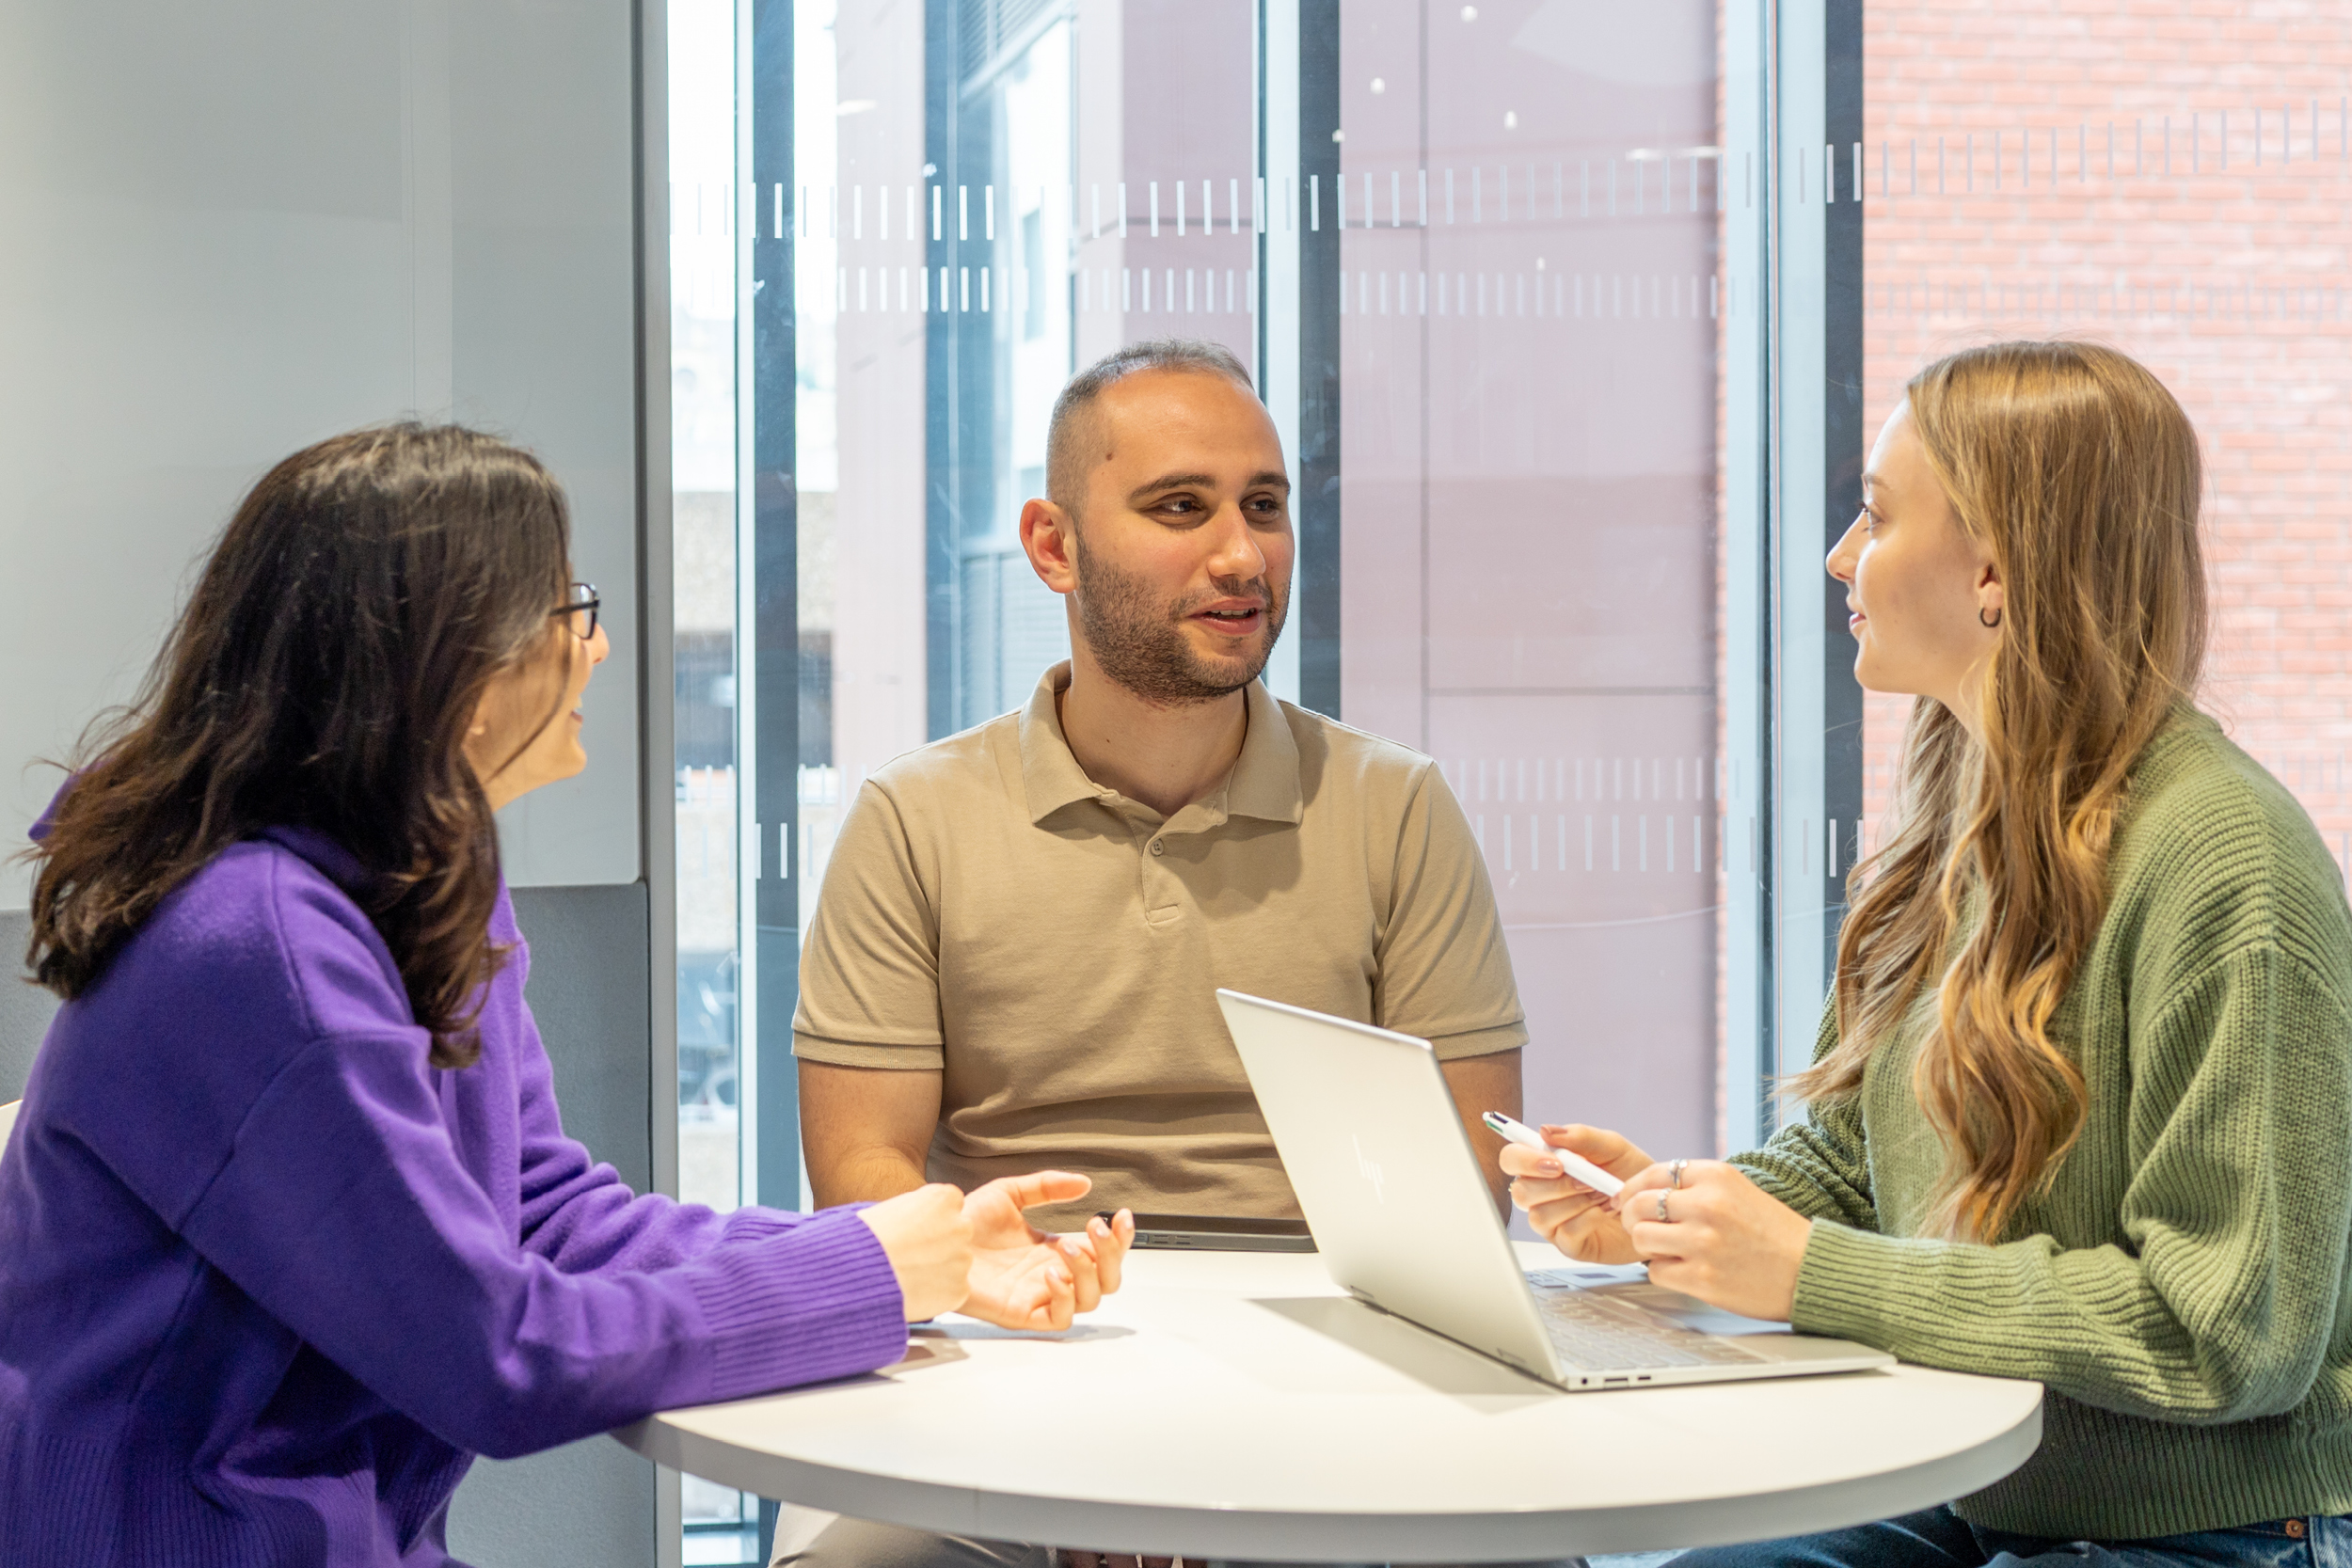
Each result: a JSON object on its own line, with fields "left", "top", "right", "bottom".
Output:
{"left": 616, "top": 1244, "right": 2042, "bottom": 1563}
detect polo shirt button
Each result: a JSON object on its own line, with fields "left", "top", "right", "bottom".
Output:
{"left": 1150, "top": 839, "right": 1166, "bottom": 856}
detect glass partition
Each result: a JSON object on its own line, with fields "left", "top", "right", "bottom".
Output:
{"left": 790, "top": 0, "right": 1750, "bottom": 1182}
{"left": 669, "top": 1, "right": 1831, "bottom": 1557}
{"left": 665, "top": 5, "right": 2352, "bottom": 1560}
{"left": 1335, "top": 0, "right": 1734, "bottom": 1166}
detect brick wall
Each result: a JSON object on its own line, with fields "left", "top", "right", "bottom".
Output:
{"left": 1859, "top": 1, "right": 2352, "bottom": 868}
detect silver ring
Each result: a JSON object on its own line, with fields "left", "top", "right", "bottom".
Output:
{"left": 1671, "top": 1158, "right": 1689, "bottom": 1190}
{"left": 1655, "top": 1189, "right": 1671, "bottom": 1223}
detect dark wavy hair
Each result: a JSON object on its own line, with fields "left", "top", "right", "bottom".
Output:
{"left": 23, "top": 423, "right": 573, "bottom": 1068}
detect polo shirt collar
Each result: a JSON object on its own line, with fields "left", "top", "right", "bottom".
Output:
{"left": 1019, "top": 664, "right": 1104, "bottom": 823}
{"left": 1017, "top": 662, "right": 1304, "bottom": 828}
{"left": 1225, "top": 676, "right": 1304, "bottom": 825}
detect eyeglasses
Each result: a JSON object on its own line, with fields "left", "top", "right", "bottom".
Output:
{"left": 552, "top": 581, "right": 600, "bottom": 641}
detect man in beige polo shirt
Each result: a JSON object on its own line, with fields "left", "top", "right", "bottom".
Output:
{"left": 777, "top": 348, "right": 1529, "bottom": 1568}
{"left": 794, "top": 338, "right": 1525, "bottom": 1237}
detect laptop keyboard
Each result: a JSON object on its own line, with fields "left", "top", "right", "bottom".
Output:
{"left": 1526, "top": 1275, "right": 1768, "bottom": 1370}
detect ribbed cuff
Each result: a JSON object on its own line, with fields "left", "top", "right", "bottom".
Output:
{"left": 1788, "top": 1216, "right": 1929, "bottom": 1346}
{"left": 688, "top": 1206, "right": 908, "bottom": 1402}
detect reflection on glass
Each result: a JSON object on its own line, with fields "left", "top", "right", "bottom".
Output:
{"left": 813, "top": 1, "right": 1264, "bottom": 896}
{"left": 1338, "top": 2, "right": 1728, "bottom": 1165}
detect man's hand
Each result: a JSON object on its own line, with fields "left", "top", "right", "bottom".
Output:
{"left": 1612, "top": 1160, "right": 1811, "bottom": 1323}
{"left": 1501, "top": 1123, "right": 1656, "bottom": 1264}
{"left": 958, "top": 1172, "right": 1136, "bottom": 1332}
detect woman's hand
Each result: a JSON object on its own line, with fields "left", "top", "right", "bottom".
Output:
{"left": 1502, "top": 1124, "right": 1656, "bottom": 1264}
{"left": 1612, "top": 1160, "right": 1812, "bottom": 1323}
{"left": 958, "top": 1173, "right": 1136, "bottom": 1332}
{"left": 858, "top": 1174, "right": 1136, "bottom": 1329}
{"left": 856, "top": 1183, "right": 976, "bottom": 1322}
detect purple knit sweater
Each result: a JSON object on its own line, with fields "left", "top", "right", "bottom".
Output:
{"left": 0, "top": 824, "right": 909, "bottom": 1564}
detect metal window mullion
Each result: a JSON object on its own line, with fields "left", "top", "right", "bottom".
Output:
{"left": 639, "top": 3, "right": 685, "bottom": 1556}
{"left": 1258, "top": 0, "right": 1304, "bottom": 707}
{"left": 1295, "top": 0, "right": 1343, "bottom": 719}
{"left": 1721, "top": 0, "right": 1775, "bottom": 1154}
{"left": 749, "top": 0, "right": 801, "bottom": 1231}
{"left": 1749, "top": 0, "right": 1866, "bottom": 1145}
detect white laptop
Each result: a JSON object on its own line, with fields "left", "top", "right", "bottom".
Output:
{"left": 1216, "top": 989, "right": 1894, "bottom": 1390}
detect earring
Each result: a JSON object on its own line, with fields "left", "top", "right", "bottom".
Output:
{"left": 1979, "top": 606, "right": 2002, "bottom": 629}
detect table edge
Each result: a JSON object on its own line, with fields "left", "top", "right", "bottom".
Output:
{"left": 614, "top": 1379, "right": 2043, "bottom": 1561}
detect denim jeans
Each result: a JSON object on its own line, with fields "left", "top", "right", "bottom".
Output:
{"left": 1666, "top": 1505, "right": 2352, "bottom": 1568}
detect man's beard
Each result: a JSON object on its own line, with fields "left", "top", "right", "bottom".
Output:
{"left": 1070, "top": 534, "right": 1288, "bottom": 706}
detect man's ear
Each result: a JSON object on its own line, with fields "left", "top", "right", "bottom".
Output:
{"left": 1021, "top": 498, "right": 1080, "bottom": 595}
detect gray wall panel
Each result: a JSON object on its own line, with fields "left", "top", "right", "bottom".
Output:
{"left": 449, "top": 881, "right": 659, "bottom": 1568}
{"left": 447, "top": 1437, "right": 658, "bottom": 1568}
{"left": 449, "top": 0, "right": 645, "bottom": 890}
{"left": 0, "top": 911, "right": 59, "bottom": 1099}
{"left": 507, "top": 882, "right": 656, "bottom": 1192}
{"left": 0, "top": 0, "right": 644, "bottom": 909}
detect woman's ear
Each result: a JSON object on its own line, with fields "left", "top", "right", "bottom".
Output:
{"left": 1977, "top": 562, "right": 2005, "bottom": 625}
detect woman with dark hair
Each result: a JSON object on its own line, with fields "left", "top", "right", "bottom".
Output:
{"left": 1505, "top": 342, "right": 2352, "bottom": 1566}
{"left": 0, "top": 424, "right": 1133, "bottom": 1564}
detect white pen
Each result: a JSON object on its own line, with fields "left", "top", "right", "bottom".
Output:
{"left": 1481, "top": 1111, "right": 1626, "bottom": 1197}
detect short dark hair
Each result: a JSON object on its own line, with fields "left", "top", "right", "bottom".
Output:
{"left": 1045, "top": 339, "right": 1256, "bottom": 515}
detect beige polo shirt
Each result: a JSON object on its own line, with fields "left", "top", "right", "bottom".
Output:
{"left": 793, "top": 663, "right": 1526, "bottom": 1227}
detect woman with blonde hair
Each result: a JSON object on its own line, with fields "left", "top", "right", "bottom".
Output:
{"left": 1507, "top": 341, "right": 2352, "bottom": 1566}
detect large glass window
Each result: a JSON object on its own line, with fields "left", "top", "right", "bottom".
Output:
{"left": 1334, "top": 1, "right": 1733, "bottom": 1169}
{"left": 664, "top": 0, "right": 2352, "bottom": 1555}
{"left": 779, "top": 0, "right": 1753, "bottom": 1203}
{"left": 1854, "top": 2, "right": 2352, "bottom": 884}
{"left": 667, "top": 28, "right": 1778, "bottom": 1526}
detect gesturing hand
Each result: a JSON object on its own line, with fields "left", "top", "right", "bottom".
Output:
{"left": 958, "top": 1173, "right": 1136, "bottom": 1333}
{"left": 856, "top": 1183, "right": 976, "bottom": 1322}
{"left": 1612, "top": 1160, "right": 1811, "bottom": 1323}
{"left": 1501, "top": 1124, "right": 1656, "bottom": 1265}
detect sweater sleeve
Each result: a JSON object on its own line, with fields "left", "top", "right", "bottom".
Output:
{"left": 176, "top": 1027, "right": 908, "bottom": 1460}
{"left": 1789, "top": 942, "right": 2352, "bottom": 1423}
{"left": 1729, "top": 996, "right": 1881, "bottom": 1231}
{"left": 508, "top": 990, "right": 810, "bottom": 1273}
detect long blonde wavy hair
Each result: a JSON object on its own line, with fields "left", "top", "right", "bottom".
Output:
{"left": 1792, "top": 341, "right": 2208, "bottom": 1243}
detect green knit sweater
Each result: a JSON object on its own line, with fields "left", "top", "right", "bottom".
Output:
{"left": 1735, "top": 711, "right": 2352, "bottom": 1540}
